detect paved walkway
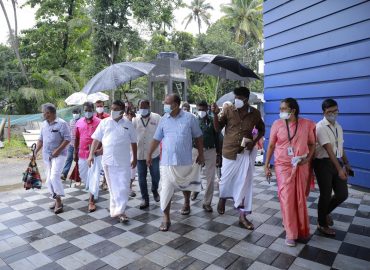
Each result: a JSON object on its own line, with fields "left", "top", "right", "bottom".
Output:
{"left": 0, "top": 167, "right": 369, "bottom": 270}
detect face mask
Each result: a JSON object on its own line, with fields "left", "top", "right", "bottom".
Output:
{"left": 164, "top": 104, "right": 172, "bottom": 114}
{"left": 72, "top": 114, "right": 80, "bottom": 120}
{"left": 279, "top": 112, "right": 291, "bottom": 120}
{"left": 111, "top": 110, "right": 122, "bottom": 119}
{"left": 234, "top": 98, "right": 245, "bottom": 109}
{"left": 139, "top": 109, "right": 149, "bottom": 116}
{"left": 198, "top": 111, "right": 207, "bottom": 118}
{"left": 96, "top": 107, "right": 104, "bottom": 114}
{"left": 325, "top": 114, "right": 337, "bottom": 123}
{"left": 85, "top": 112, "right": 93, "bottom": 119}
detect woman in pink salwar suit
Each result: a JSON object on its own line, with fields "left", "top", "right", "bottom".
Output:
{"left": 265, "top": 98, "right": 316, "bottom": 247}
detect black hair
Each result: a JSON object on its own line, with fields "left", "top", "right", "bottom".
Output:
{"left": 322, "top": 99, "right": 338, "bottom": 111}
{"left": 139, "top": 99, "right": 150, "bottom": 106}
{"left": 169, "top": 93, "right": 181, "bottom": 106}
{"left": 197, "top": 100, "right": 208, "bottom": 107}
{"left": 182, "top": 102, "right": 190, "bottom": 108}
{"left": 83, "top": 101, "right": 94, "bottom": 110}
{"left": 233, "top": 86, "right": 250, "bottom": 99}
{"left": 112, "top": 100, "right": 125, "bottom": 110}
{"left": 281, "top": 97, "right": 300, "bottom": 117}
{"left": 42, "top": 103, "right": 56, "bottom": 114}
{"left": 95, "top": 100, "right": 104, "bottom": 104}
{"left": 72, "top": 107, "right": 81, "bottom": 114}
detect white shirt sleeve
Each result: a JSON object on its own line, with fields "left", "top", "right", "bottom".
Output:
{"left": 91, "top": 120, "right": 104, "bottom": 142}
{"left": 127, "top": 121, "right": 137, "bottom": 143}
{"left": 316, "top": 124, "right": 331, "bottom": 146}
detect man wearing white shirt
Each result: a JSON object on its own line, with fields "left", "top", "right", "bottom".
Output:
{"left": 133, "top": 100, "right": 161, "bottom": 209}
{"left": 88, "top": 100, "right": 138, "bottom": 223}
{"left": 314, "top": 99, "right": 351, "bottom": 236}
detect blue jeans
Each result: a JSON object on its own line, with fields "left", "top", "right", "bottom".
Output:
{"left": 137, "top": 156, "right": 160, "bottom": 201}
{"left": 62, "top": 145, "right": 74, "bottom": 177}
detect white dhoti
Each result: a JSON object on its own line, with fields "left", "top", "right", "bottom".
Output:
{"left": 78, "top": 158, "right": 89, "bottom": 185}
{"left": 103, "top": 164, "right": 130, "bottom": 217}
{"left": 159, "top": 164, "right": 201, "bottom": 211}
{"left": 83, "top": 156, "right": 102, "bottom": 198}
{"left": 220, "top": 148, "right": 257, "bottom": 213}
{"left": 44, "top": 155, "right": 67, "bottom": 198}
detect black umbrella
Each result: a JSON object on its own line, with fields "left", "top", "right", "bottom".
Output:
{"left": 182, "top": 54, "right": 259, "bottom": 99}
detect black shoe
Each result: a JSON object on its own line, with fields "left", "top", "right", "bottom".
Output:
{"left": 139, "top": 200, "right": 149, "bottom": 209}
{"left": 153, "top": 191, "right": 160, "bottom": 202}
{"left": 191, "top": 192, "right": 199, "bottom": 201}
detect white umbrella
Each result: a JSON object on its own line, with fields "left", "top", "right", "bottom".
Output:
{"left": 82, "top": 62, "right": 156, "bottom": 95}
{"left": 65, "top": 92, "right": 109, "bottom": 106}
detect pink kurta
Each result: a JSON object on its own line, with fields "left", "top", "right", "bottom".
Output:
{"left": 270, "top": 118, "right": 316, "bottom": 240}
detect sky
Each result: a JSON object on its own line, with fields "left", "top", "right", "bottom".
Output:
{"left": 0, "top": 0, "right": 229, "bottom": 45}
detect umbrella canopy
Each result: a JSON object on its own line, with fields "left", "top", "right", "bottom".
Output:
{"left": 65, "top": 92, "right": 109, "bottom": 105}
{"left": 82, "top": 62, "right": 155, "bottom": 94}
{"left": 182, "top": 54, "right": 259, "bottom": 81}
{"left": 216, "top": 91, "right": 263, "bottom": 107}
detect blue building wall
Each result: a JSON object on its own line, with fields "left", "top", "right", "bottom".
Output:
{"left": 263, "top": 0, "right": 370, "bottom": 188}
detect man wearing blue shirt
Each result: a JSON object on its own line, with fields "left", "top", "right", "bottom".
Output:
{"left": 147, "top": 94, "right": 205, "bottom": 231}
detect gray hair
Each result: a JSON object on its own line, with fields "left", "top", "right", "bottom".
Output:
{"left": 42, "top": 103, "right": 56, "bottom": 114}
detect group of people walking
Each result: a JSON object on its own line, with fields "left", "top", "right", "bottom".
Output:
{"left": 34, "top": 86, "right": 351, "bottom": 247}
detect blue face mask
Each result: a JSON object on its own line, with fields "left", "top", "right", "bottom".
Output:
{"left": 164, "top": 104, "right": 172, "bottom": 114}
{"left": 85, "top": 112, "right": 93, "bottom": 119}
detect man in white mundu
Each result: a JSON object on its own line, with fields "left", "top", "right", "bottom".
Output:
{"left": 212, "top": 87, "right": 265, "bottom": 230}
{"left": 147, "top": 94, "right": 205, "bottom": 232}
{"left": 88, "top": 100, "right": 137, "bottom": 223}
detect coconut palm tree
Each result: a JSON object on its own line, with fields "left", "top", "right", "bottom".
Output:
{"left": 221, "top": 0, "right": 263, "bottom": 44}
{"left": 182, "top": 0, "right": 213, "bottom": 35}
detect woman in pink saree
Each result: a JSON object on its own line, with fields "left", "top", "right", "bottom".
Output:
{"left": 264, "top": 98, "right": 316, "bottom": 247}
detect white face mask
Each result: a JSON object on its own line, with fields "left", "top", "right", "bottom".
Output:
{"left": 96, "top": 107, "right": 104, "bottom": 114}
{"left": 198, "top": 111, "right": 207, "bottom": 118}
{"left": 234, "top": 98, "right": 245, "bottom": 109}
{"left": 111, "top": 110, "right": 122, "bottom": 120}
{"left": 279, "top": 112, "right": 291, "bottom": 120}
{"left": 139, "top": 109, "right": 149, "bottom": 116}
{"left": 72, "top": 114, "right": 80, "bottom": 120}
{"left": 85, "top": 112, "right": 93, "bottom": 119}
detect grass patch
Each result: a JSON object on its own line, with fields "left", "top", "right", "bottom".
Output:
{"left": 0, "top": 135, "right": 30, "bottom": 159}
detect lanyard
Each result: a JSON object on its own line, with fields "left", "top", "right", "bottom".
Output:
{"left": 140, "top": 117, "right": 150, "bottom": 128}
{"left": 328, "top": 125, "right": 339, "bottom": 151}
{"left": 285, "top": 119, "right": 298, "bottom": 144}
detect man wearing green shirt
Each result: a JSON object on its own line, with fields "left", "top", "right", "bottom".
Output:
{"left": 191, "top": 100, "right": 221, "bottom": 212}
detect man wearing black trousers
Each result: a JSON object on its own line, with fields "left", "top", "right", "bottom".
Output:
{"left": 314, "top": 99, "right": 352, "bottom": 236}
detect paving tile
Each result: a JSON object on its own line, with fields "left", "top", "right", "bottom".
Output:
{"left": 109, "top": 231, "right": 143, "bottom": 247}
{"left": 46, "top": 220, "right": 77, "bottom": 234}
{"left": 85, "top": 240, "right": 121, "bottom": 257}
{"left": 58, "top": 227, "right": 90, "bottom": 241}
{"left": 188, "top": 244, "right": 225, "bottom": 263}
{"left": 220, "top": 225, "right": 251, "bottom": 240}
{"left": 80, "top": 220, "right": 111, "bottom": 233}
{"left": 307, "top": 234, "right": 342, "bottom": 253}
{"left": 146, "top": 231, "right": 180, "bottom": 245}
{"left": 227, "top": 256, "right": 254, "bottom": 270}
{"left": 271, "top": 253, "right": 295, "bottom": 269}
{"left": 298, "top": 245, "right": 336, "bottom": 266}
{"left": 70, "top": 234, "right": 105, "bottom": 249}
{"left": 166, "top": 255, "right": 197, "bottom": 269}
{"left": 332, "top": 254, "right": 370, "bottom": 270}
{"left": 256, "top": 223, "right": 285, "bottom": 237}
{"left": 145, "top": 245, "right": 184, "bottom": 267}
{"left": 121, "top": 257, "right": 162, "bottom": 270}
{"left": 94, "top": 226, "right": 125, "bottom": 239}
{"left": 43, "top": 242, "right": 81, "bottom": 261}
{"left": 288, "top": 257, "right": 330, "bottom": 270}
{"left": 19, "top": 227, "right": 54, "bottom": 243}
{"left": 248, "top": 261, "right": 281, "bottom": 270}
{"left": 269, "top": 238, "right": 305, "bottom": 257}
{"left": 257, "top": 248, "right": 280, "bottom": 265}
{"left": 183, "top": 228, "right": 217, "bottom": 242}
{"left": 200, "top": 221, "right": 229, "bottom": 233}
{"left": 213, "top": 252, "right": 239, "bottom": 268}
{"left": 0, "top": 244, "right": 38, "bottom": 264}
{"left": 125, "top": 238, "right": 161, "bottom": 256}
{"left": 30, "top": 235, "right": 67, "bottom": 252}
{"left": 229, "top": 240, "right": 266, "bottom": 260}
{"left": 129, "top": 224, "right": 159, "bottom": 237}
{"left": 56, "top": 250, "right": 96, "bottom": 270}
{"left": 344, "top": 232, "right": 370, "bottom": 249}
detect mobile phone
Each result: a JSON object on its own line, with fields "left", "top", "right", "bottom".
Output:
{"left": 348, "top": 169, "right": 355, "bottom": 177}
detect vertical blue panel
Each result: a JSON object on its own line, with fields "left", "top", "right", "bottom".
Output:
{"left": 263, "top": 0, "right": 370, "bottom": 188}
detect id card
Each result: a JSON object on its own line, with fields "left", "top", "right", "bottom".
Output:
{"left": 287, "top": 146, "right": 294, "bottom": 156}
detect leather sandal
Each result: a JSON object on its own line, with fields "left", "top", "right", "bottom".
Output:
{"left": 239, "top": 217, "right": 254, "bottom": 230}
{"left": 203, "top": 204, "right": 213, "bottom": 212}
{"left": 317, "top": 225, "right": 336, "bottom": 236}
{"left": 326, "top": 215, "right": 334, "bottom": 226}
{"left": 54, "top": 204, "right": 64, "bottom": 214}
{"left": 180, "top": 205, "right": 191, "bottom": 215}
{"left": 191, "top": 192, "right": 199, "bottom": 201}
{"left": 159, "top": 221, "right": 171, "bottom": 232}
{"left": 49, "top": 202, "right": 56, "bottom": 210}
{"left": 217, "top": 199, "right": 226, "bottom": 215}
{"left": 119, "top": 215, "right": 129, "bottom": 223}
{"left": 88, "top": 202, "right": 96, "bottom": 213}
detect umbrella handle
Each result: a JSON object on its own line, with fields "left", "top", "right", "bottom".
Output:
{"left": 31, "top": 143, "right": 36, "bottom": 160}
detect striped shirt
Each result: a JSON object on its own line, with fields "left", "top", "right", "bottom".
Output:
{"left": 154, "top": 110, "right": 202, "bottom": 166}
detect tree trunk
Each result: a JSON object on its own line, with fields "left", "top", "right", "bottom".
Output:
{"left": 61, "top": 0, "right": 75, "bottom": 67}
{"left": 0, "top": 0, "right": 29, "bottom": 85}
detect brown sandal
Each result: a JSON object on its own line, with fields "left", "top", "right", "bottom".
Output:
{"left": 239, "top": 218, "right": 254, "bottom": 230}
{"left": 119, "top": 215, "right": 129, "bottom": 223}
{"left": 217, "top": 199, "right": 226, "bottom": 215}
{"left": 180, "top": 205, "right": 191, "bottom": 215}
{"left": 159, "top": 221, "right": 171, "bottom": 231}
{"left": 88, "top": 202, "right": 96, "bottom": 213}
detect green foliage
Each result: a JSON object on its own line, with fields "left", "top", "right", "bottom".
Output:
{"left": 182, "top": 0, "right": 213, "bottom": 35}
{"left": 0, "top": 135, "right": 30, "bottom": 159}
{"left": 170, "top": 31, "right": 194, "bottom": 60}
{"left": 221, "top": 0, "right": 263, "bottom": 44}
